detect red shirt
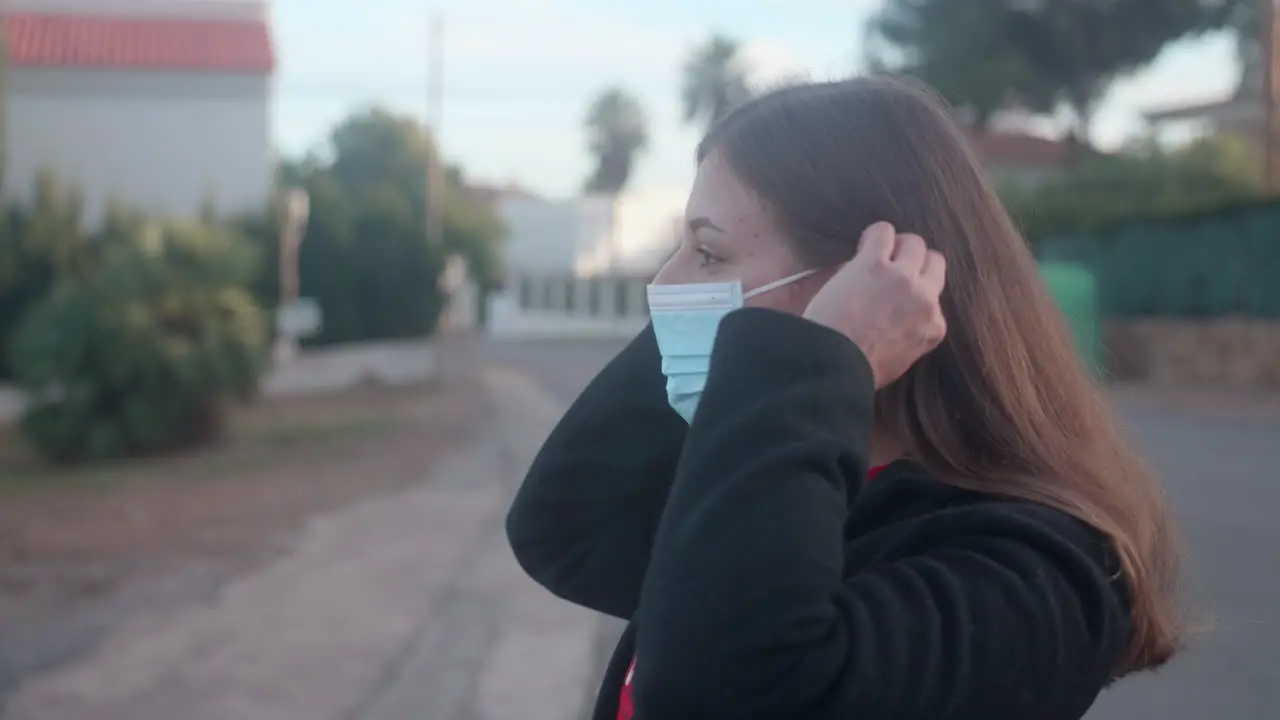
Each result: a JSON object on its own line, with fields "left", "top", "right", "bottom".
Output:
{"left": 616, "top": 464, "right": 890, "bottom": 719}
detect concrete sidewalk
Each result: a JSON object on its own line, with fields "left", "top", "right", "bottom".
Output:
{"left": 4, "top": 368, "right": 603, "bottom": 720}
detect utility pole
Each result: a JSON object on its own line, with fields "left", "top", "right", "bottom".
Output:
{"left": 426, "top": 12, "right": 445, "bottom": 243}
{"left": 274, "top": 189, "right": 311, "bottom": 364}
{"left": 1263, "top": 0, "right": 1280, "bottom": 192}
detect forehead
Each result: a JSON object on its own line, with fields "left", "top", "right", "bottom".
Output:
{"left": 686, "top": 153, "right": 776, "bottom": 238}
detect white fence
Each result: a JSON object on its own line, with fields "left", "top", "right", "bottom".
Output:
{"left": 487, "top": 274, "right": 651, "bottom": 340}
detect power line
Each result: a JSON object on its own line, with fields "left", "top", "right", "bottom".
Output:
{"left": 426, "top": 12, "right": 444, "bottom": 245}
{"left": 272, "top": 81, "right": 615, "bottom": 106}
{"left": 1265, "top": 0, "right": 1280, "bottom": 191}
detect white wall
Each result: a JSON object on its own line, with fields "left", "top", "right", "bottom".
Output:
{"left": 498, "top": 187, "right": 686, "bottom": 278}
{"left": 4, "top": 67, "right": 273, "bottom": 223}
{"left": 576, "top": 187, "right": 685, "bottom": 276}
{"left": 0, "top": 0, "right": 268, "bottom": 21}
{"left": 498, "top": 197, "right": 584, "bottom": 275}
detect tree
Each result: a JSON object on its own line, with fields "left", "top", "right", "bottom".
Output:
{"left": 240, "top": 158, "right": 446, "bottom": 346}
{"left": 682, "top": 34, "right": 752, "bottom": 134}
{"left": 1011, "top": 1, "right": 1237, "bottom": 141}
{"left": 321, "top": 108, "right": 503, "bottom": 288}
{"left": 583, "top": 87, "right": 649, "bottom": 194}
{"left": 866, "top": 3, "right": 1052, "bottom": 128}
{"left": 10, "top": 219, "right": 268, "bottom": 462}
{"left": 0, "top": 174, "right": 205, "bottom": 380}
{"left": 443, "top": 172, "right": 505, "bottom": 294}
{"left": 328, "top": 108, "right": 434, "bottom": 208}
{"left": 868, "top": 0, "right": 1243, "bottom": 141}
{"left": 240, "top": 107, "right": 505, "bottom": 342}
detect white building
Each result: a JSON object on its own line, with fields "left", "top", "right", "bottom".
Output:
{"left": 498, "top": 187, "right": 686, "bottom": 278}
{"left": 1143, "top": 61, "right": 1260, "bottom": 148}
{"left": 1, "top": 0, "right": 275, "bottom": 223}
{"left": 488, "top": 187, "right": 687, "bottom": 340}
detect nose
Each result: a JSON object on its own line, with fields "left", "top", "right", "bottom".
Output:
{"left": 652, "top": 248, "right": 706, "bottom": 286}
{"left": 651, "top": 256, "right": 684, "bottom": 285}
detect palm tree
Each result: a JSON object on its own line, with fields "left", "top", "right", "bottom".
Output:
{"left": 583, "top": 87, "right": 649, "bottom": 195}
{"left": 681, "top": 35, "right": 752, "bottom": 134}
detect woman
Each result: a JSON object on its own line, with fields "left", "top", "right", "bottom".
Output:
{"left": 506, "top": 76, "right": 1183, "bottom": 720}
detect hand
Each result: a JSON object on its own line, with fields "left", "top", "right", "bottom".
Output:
{"left": 803, "top": 222, "right": 947, "bottom": 389}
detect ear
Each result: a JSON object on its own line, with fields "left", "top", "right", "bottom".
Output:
{"left": 772, "top": 269, "right": 835, "bottom": 315}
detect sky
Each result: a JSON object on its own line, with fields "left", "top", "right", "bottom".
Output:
{"left": 270, "top": 0, "right": 1242, "bottom": 199}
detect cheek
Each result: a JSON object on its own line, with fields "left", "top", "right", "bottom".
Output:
{"left": 743, "top": 284, "right": 816, "bottom": 315}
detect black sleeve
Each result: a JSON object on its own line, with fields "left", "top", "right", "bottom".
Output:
{"left": 631, "top": 308, "right": 1129, "bottom": 719}
{"left": 505, "top": 324, "right": 688, "bottom": 620}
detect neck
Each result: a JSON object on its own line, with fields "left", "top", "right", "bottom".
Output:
{"left": 869, "top": 425, "right": 904, "bottom": 468}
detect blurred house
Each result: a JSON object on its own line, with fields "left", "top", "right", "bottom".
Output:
{"left": 954, "top": 108, "right": 1076, "bottom": 188}
{"left": 487, "top": 188, "right": 686, "bottom": 339}
{"left": 968, "top": 130, "right": 1074, "bottom": 188}
{"left": 468, "top": 180, "right": 538, "bottom": 208}
{"left": 497, "top": 187, "right": 685, "bottom": 278}
{"left": 0, "top": 0, "right": 275, "bottom": 223}
{"left": 1143, "top": 60, "right": 1259, "bottom": 145}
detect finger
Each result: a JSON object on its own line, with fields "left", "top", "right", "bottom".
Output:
{"left": 928, "top": 313, "right": 948, "bottom": 348}
{"left": 892, "top": 233, "right": 927, "bottom": 271}
{"left": 920, "top": 250, "right": 947, "bottom": 294}
{"left": 857, "top": 222, "right": 896, "bottom": 263}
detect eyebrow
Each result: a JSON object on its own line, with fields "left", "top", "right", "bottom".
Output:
{"left": 688, "top": 216, "right": 726, "bottom": 234}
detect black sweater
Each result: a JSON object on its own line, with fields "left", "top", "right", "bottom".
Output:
{"left": 506, "top": 308, "right": 1131, "bottom": 720}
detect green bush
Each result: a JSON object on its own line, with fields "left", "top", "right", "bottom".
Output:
{"left": 0, "top": 174, "right": 155, "bottom": 380}
{"left": 8, "top": 219, "right": 269, "bottom": 463}
{"left": 1003, "top": 135, "right": 1264, "bottom": 239}
{"left": 3, "top": 107, "right": 505, "bottom": 390}
{"left": 0, "top": 173, "right": 91, "bottom": 380}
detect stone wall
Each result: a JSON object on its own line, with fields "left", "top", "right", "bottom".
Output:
{"left": 1104, "top": 319, "right": 1280, "bottom": 390}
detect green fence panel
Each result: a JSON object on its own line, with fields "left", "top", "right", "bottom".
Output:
{"left": 1039, "top": 262, "right": 1103, "bottom": 375}
{"left": 1032, "top": 197, "right": 1280, "bottom": 319}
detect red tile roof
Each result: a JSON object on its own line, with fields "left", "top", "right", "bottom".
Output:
{"left": 469, "top": 182, "right": 540, "bottom": 206}
{"left": 968, "top": 131, "right": 1072, "bottom": 170}
{"left": 2, "top": 13, "right": 275, "bottom": 73}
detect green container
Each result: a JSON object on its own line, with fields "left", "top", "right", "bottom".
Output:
{"left": 1038, "top": 262, "right": 1103, "bottom": 376}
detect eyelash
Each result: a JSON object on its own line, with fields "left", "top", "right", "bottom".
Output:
{"left": 695, "top": 246, "right": 721, "bottom": 267}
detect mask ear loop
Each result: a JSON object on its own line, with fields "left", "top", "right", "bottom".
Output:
{"left": 742, "top": 269, "right": 818, "bottom": 300}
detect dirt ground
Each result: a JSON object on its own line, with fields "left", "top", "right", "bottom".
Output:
{"left": 0, "top": 376, "right": 488, "bottom": 699}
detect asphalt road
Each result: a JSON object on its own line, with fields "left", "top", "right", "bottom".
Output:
{"left": 484, "top": 337, "right": 1280, "bottom": 720}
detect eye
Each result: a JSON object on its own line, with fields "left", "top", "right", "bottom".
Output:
{"left": 695, "top": 246, "right": 723, "bottom": 268}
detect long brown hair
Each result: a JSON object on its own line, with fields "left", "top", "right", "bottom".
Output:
{"left": 699, "top": 76, "right": 1183, "bottom": 675}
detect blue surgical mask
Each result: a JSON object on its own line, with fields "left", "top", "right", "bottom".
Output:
{"left": 647, "top": 270, "right": 816, "bottom": 423}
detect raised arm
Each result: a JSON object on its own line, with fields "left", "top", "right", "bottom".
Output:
{"left": 505, "top": 324, "right": 688, "bottom": 619}
{"left": 631, "top": 309, "right": 1130, "bottom": 719}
